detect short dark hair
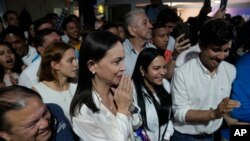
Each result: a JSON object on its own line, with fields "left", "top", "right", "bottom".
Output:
{"left": 199, "top": 19, "right": 233, "bottom": 47}
{"left": 3, "top": 10, "right": 17, "bottom": 22}
{"left": 0, "top": 86, "right": 42, "bottom": 132}
{"left": 62, "top": 14, "right": 80, "bottom": 30}
{"left": 33, "top": 17, "right": 52, "bottom": 34}
{"left": 152, "top": 22, "right": 166, "bottom": 37}
{"left": 2, "top": 26, "right": 25, "bottom": 40}
{"left": 157, "top": 7, "right": 179, "bottom": 24}
{"left": 33, "top": 28, "right": 58, "bottom": 48}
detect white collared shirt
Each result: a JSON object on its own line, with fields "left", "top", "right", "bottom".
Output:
{"left": 72, "top": 90, "right": 134, "bottom": 141}
{"left": 171, "top": 57, "right": 236, "bottom": 134}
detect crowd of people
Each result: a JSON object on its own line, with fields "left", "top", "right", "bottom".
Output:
{"left": 0, "top": 0, "right": 250, "bottom": 141}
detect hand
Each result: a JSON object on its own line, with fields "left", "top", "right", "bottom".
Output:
{"left": 113, "top": 75, "right": 133, "bottom": 115}
{"left": 212, "top": 97, "right": 240, "bottom": 119}
{"left": 213, "top": 7, "right": 226, "bottom": 19}
{"left": 172, "top": 34, "right": 191, "bottom": 58}
{"left": 224, "top": 114, "right": 250, "bottom": 126}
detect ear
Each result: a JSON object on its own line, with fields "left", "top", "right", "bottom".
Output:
{"left": 139, "top": 66, "right": 145, "bottom": 77}
{"left": 51, "top": 61, "right": 60, "bottom": 71}
{"left": 87, "top": 60, "right": 96, "bottom": 74}
{"left": 128, "top": 25, "right": 136, "bottom": 37}
{"left": 0, "top": 131, "right": 11, "bottom": 141}
{"left": 36, "top": 46, "right": 44, "bottom": 55}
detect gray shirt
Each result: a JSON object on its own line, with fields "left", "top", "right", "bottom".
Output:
{"left": 123, "top": 39, "right": 155, "bottom": 76}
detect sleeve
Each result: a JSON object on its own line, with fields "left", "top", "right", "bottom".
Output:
{"left": 171, "top": 70, "right": 190, "bottom": 124}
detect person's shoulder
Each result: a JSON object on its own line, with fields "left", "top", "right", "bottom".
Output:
{"left": 46, "top": 104, "right": 66, "bottom": 122}
{"left": 47, "top": 103, "right": 64, "bottom": 112}
{"left": 221, "top": 61, "right": 236, "bottom": 72}
{"left": 177, "top": 57, "right": 197, "bottom": 70}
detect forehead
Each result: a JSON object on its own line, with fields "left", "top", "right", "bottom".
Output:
{"left": 133, "top": 13, "right": 148, "bottom": 25}
{"left": 66, "top": 21, "right": 78, "bottom": 26}
{"left": 43, "top": 32, "right": 61, "bottom": 47}
{"left": 205, "top": 41, "right": 232, "bottom": 50}
{"left": 5, "top": 33, "right": 24, "bottom": 41}
{"left": 61, "top": 48, "right": 75, "bottom": 58}
{"left": 150, "top": 56, "right": 166, "bottom": 66}
{"left": 7, "top": 13, "right": 17, "bottom": 18}
{"left": 44, "top": 32, "right": 60, "bottom": 41}
{"left": 5, "top": 97, "right": 46, "bottom": 127}
{"left": 153, "top": 27, "right": 167, "bottom": 35}
{"left": 0, "top": 44, "right": 10, "bottom": 50}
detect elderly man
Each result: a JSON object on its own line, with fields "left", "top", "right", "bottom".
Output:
{"left": 0, "top": 85, "right": 77, "bottom": 141}
{"left": 123, "top": 9, "right": 153, "bottom": 75}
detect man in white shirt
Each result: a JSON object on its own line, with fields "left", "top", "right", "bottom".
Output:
{"left": 2, "top": 26, "right": 38, "bottom": 67}
{"left": 123, "top": 9, "right": 154, "bottom": 76}
{"left": 171, "top": 19, "right": 240, "bottom": 141}
{"left": 18, "top": 29, "right": 61, "bottom": 88}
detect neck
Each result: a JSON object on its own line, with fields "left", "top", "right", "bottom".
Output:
{"left": 92, "top": 79, "right": 110, "bottom": 98}
{"left": 43, "top": 78, "right": 69, "bottom": 91}
{"left": 129, "top": 37, "right": 147, "bottom": 53}
{"left": 144, "top": 79, "right": 155, "bottom": 94}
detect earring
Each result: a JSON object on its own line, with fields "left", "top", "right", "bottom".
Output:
{"left": 92, "top": 71, "right": 96, "bottom": 75}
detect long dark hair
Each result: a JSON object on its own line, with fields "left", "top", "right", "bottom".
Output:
{"left": 132, "top": 48, "right": 172, "bottom": 130}
{"left": 0, "top": 41, "right": 23, "bottom": 74}
{"left": 70, "top": 30, "right": 121, "bottom": 117}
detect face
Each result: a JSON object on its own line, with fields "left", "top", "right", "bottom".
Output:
{"left": 165, "top": 22, "right": 176, "bottom": 36}
{"left": 7, "top": 13, "right": 19, "bottom": 26}
{"left": 93, "top": 42, "right": 125, "bottom": 86}
{"left": 199, "top": 41, "right": 231, "bottom": 72}
{"left": 117, "top": 26, "right": 126, "bottom": 41}
{"left": 0, "top": 45, "right": 16, "bottom": 70}
{"left": 132, "top": 13, "right": 152, "bottom": 40}
{"left": 152, "top": 27, "right": 169, "bottom": 50}
{"left": 54, "top": 48, "right": 78, "bottom": 79}
{"left": 65, "top": 21, "right": 80, "bottom": 40}
{"left": 142, "top": 56, "right": 167, "bottom": 88}
{"left": 39, "top": 32, "right": 61, "bottom": 55}
{"left": 2, "top": 97, "right": 52, "bottom": 141}
{"left": 4, "top": 34, "right": 27, "bottom": 58}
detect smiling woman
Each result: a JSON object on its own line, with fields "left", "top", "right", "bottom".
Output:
{"left": 131, "top": 48, "right": 173, "bottom": 141}
{"left": 70, "top": 30, "right": 141, "bottom": 141}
